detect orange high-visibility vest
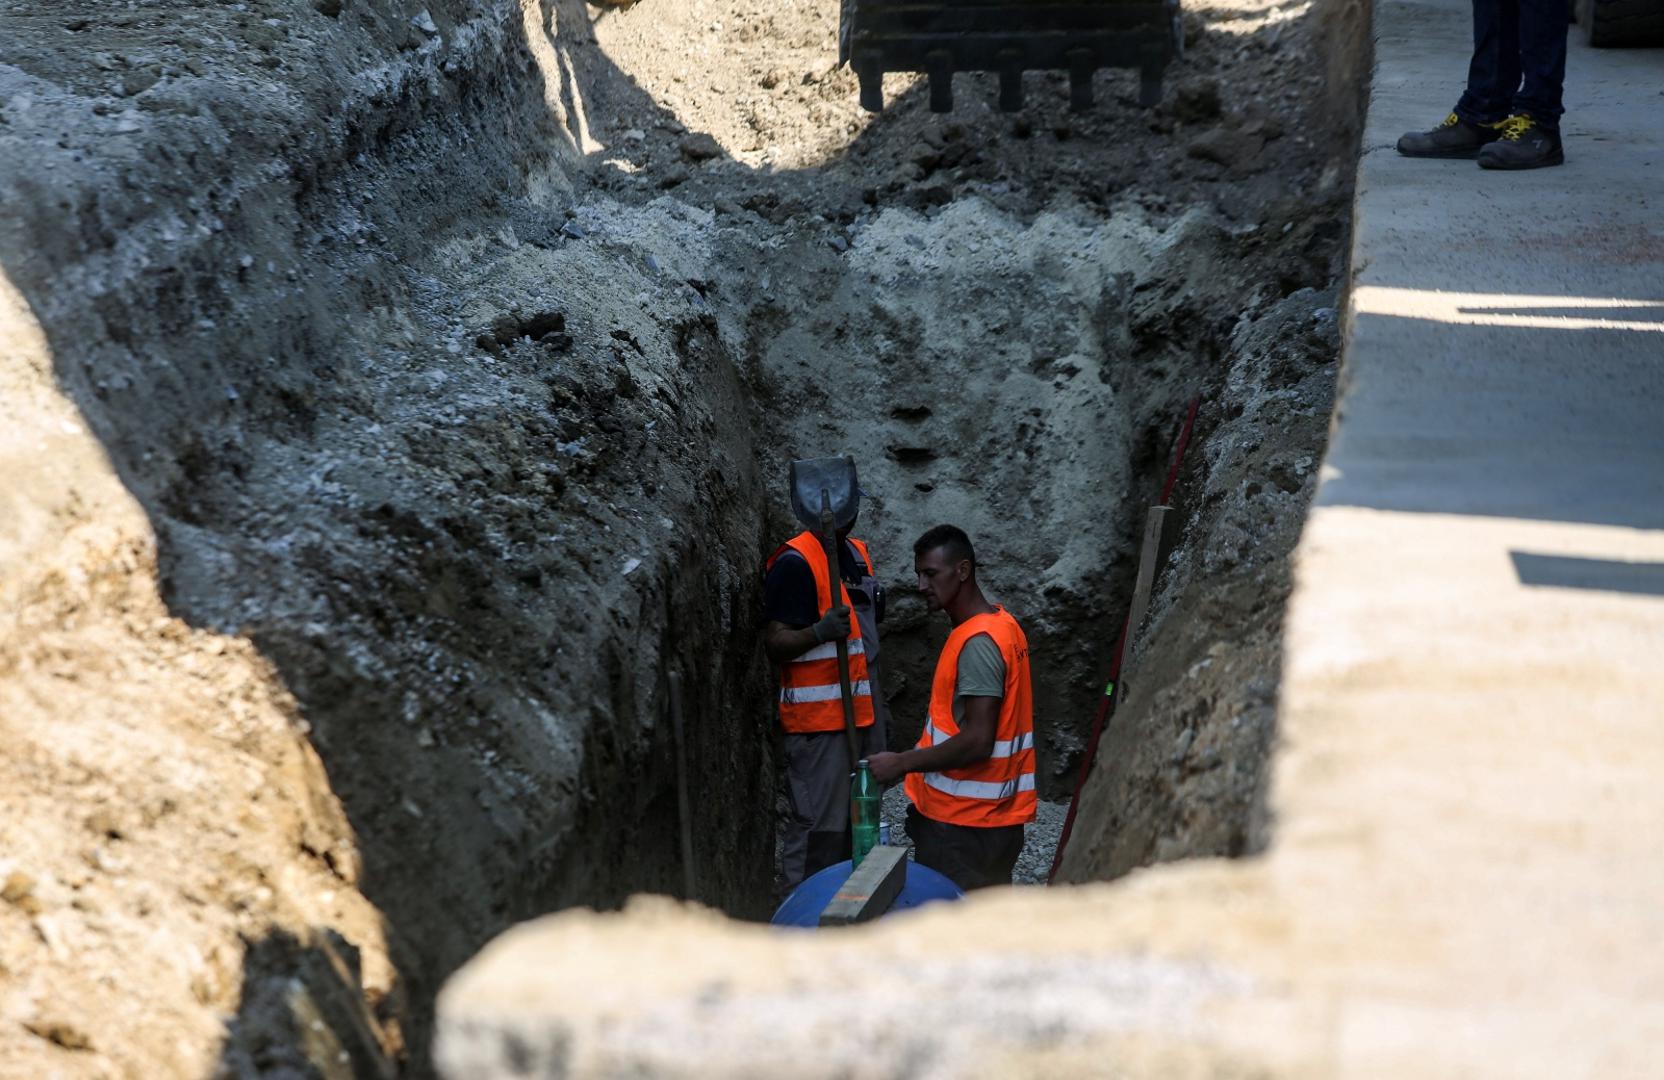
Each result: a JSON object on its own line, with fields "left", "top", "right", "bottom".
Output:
{"left": 764, "top": 532, "right": 876, "bottom": 734}
{"left": 905, "top": 606, "right": 1036, "bottom": 827}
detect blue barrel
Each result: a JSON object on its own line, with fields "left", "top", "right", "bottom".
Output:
{"left": 770, "top": 857, "right": 963, "bottom": 927}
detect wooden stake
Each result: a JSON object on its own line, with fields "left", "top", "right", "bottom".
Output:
{"left": 1121, "top": 505, "right": 1171, "bottom": 681}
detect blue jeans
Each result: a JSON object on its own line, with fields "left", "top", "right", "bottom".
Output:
{"left": 1454, "top": 0, "right": 1568, "bottom": 130}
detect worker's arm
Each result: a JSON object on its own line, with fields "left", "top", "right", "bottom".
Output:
{"left": 867, "top": 696, "right": 998, "bottom": 784}
{"left": 764, "top": 605, "right": 851, "bottom": 666}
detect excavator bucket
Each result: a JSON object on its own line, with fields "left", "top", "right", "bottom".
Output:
{"left": 840, "top": 0, "right": 1183, "bottom": 114}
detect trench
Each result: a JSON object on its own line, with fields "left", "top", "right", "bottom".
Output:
{"left": 0, "top": 0, "right": 1365, "bottom": 1074}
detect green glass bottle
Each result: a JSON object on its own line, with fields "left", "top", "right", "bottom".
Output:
{"left": 851, "top": 759, "right": 880, "bottom": 867}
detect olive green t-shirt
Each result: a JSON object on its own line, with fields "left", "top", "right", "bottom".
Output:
{"left": 950, "top": 632, "right": 1006, "bottom": 728}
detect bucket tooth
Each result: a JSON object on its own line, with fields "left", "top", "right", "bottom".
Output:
{"left": 1067, "top": 48, "right": 1094, "bottom": 112}
{"left": 997, "top": 49, "right": 1023, "bottom": 112}
{"left": 1139, "top": 67, "right": 1163, "bottom": 107}
{"left": 926, "top": 50, "right": 953, "bottom": 113}
{"left": 1139, "top": 44, "right": 1166, "bottom": 107}
{"left": 857, "top": 53, "right": 884, "bottom": 112}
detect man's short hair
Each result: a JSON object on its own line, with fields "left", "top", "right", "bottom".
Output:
{"left": 913, "top": 524, "right": 976, "bottom": 572}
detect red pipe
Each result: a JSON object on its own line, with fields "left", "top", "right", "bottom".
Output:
{"left": 1162, "top": 396, "right": 1202, "bottom": 505}
{"left": 1048, "top": 394, "right": 1201, "bottom": 884}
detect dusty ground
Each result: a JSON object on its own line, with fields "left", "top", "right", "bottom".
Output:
{"left": 0, "top": 0, "right": 1356, "bottom": 1073}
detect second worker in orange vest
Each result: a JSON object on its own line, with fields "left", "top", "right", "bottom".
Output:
{"left": 868, "top": 524, "right": 1036, "bottom": 891}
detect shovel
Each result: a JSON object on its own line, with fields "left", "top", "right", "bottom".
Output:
{"left": 788, "top": 456, "right": 862, "bottom": 773}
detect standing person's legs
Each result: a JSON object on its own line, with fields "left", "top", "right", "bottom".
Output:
{"left": 1457, "top": 0, "right": 1522, "bottom": 125}
{"left": 781, "top": 731, "right": 854, "bottom": 889}
{"left": 1512, "top": 0, "right": 1567, "bottom": 128}
{"left": 779, "top": 734, "right": 813, "bottom": 891}
{"left": 906, "top": 805, "right": 1025, "bottom": 891}
{"left": 783, "top": 720, "right": 888, "bottom": 890}
{"left": 1477, "top": 0, "right": 1567, "bottom": 166}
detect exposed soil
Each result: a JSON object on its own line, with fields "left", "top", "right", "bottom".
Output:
{"left": 581, "top": 0, "right": 1358, "bottom": 886}
{"left": 0, "top": 0, "right": 1359, "bottom": 1074}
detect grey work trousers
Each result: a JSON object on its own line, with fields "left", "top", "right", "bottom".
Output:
{"left": 780, "top": 718, "right": 888, "bottom": 890}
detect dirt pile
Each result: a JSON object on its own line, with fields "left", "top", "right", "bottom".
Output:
{"left": 2, "top": 0, "right": 1357, "bottom": 1073}
{"left": 3, "top": 268, "right": 392, "bottom": 1078}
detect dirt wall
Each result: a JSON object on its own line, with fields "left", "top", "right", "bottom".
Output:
{"left": 2, "top": 2, "right": 774, "bottom": 1075}
{"left": 1052, "top": 0, "right": 1369, "bottom": 883}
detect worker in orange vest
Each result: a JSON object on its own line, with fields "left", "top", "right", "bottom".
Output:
{"left": 868, "top": 524, "right": 1035, "bottom": 890}
{"left": 763, "top": 490, "right": 891, "bottom": 890}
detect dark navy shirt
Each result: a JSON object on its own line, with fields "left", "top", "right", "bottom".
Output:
{"left": 764, "top": 538, "right": 868, "bottom": 628}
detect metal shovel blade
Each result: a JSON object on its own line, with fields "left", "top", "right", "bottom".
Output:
{"left": 789, "top": 456, "right": 860, "bottom": 533}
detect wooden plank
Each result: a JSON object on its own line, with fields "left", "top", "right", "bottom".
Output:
{"left": 1121, "top": 504, "right": 1170, "bottom": 675}
{"left": 818, "top": 846, "right": 909, "bottom": 927}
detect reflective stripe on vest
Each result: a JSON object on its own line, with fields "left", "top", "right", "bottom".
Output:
{"left": 764, "top": 531, "right": 876, "bottom": 735}
{"left": 782, "top": 679, "right": 873, "bottom": 705}
{"left": 921, "top": 720, "right": 1034, "bottom": 759}
{"left": 921, "top": 772, "right": 1037, "bottom": 801}
{"left": 795, "top": 637, "right": 866, "bottom": 663}
{"left": 904, "top": 606, "right": 1036, "bottom": 828}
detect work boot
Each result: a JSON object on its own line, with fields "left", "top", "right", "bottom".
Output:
{"left": 1477, "top": 114, "right": 1565, "bottom": 170}
{"left": 1396, "top": 112, "right": 1506, "bottom": 159}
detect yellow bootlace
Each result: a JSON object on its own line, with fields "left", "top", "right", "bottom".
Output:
{"left": 1439, "top": 112, "right": 1461, "bottom": 129}
{"left": 1498, "top": 114, "right": 1536, "bottom": 141}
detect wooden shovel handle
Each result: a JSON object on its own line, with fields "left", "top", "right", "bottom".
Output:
{"left": 819, "top": 489, "right": 861, "bottom": 774}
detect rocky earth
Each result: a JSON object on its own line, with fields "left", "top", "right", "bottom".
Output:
{"left": 595, "top": 0, "right": 1358, "bottom": 890}
{"left": 0, "top": 0, "right": 1360, "bottom": 1074}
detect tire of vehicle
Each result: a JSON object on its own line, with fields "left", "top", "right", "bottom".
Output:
{"left": 1576, "top": 0, "right": 1664, "bottom": 46}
